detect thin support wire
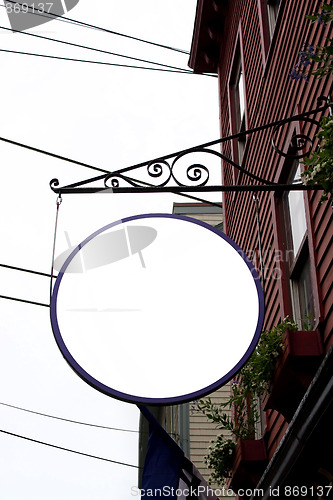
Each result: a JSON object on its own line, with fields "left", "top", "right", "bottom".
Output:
{"left": 253, "top": 195, "right": 265, "bottom": 290}
{"left": 50, "top": 194, "right": 62, "bottom": 303}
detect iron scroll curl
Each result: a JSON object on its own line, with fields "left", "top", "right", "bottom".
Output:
{"left": 271, "top": 116, "right": 321, "bottom": 160}
{"left": 271, "top": 95, "right": 331, "bottom": 160}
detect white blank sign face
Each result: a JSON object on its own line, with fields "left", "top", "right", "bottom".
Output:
{"left": 50, "top": 214, "right": 264, "bottom": 404}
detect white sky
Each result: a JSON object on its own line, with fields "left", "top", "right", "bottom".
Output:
{"left": 0, "top": 1, "right": 220, "bottom": 498}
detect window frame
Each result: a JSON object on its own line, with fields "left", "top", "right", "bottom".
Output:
{"left": 289, "top": 248, "right": 315, "bottom": 327}
{"left": 282, "top": 160, "right": 315, "bottom": 327}
{"left": 227, "top": 25, "right": 248, "bottom": 184}
{"left": 271, "top": 122, "right": 322, "bottom": 328}
{"left": 267, "top": 0, "right": 282, "bottom": 39}
{"left": 281, "top": 163, "right": 308, "bottom": 264}
{"left": 257, "top": 0, "right": 284, "bottom": 70}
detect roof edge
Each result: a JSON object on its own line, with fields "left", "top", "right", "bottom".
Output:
{"left": 188, "top": 0, "right": 227, "bottom": 74}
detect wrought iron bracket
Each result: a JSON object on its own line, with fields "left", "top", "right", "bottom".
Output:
{"left": 50, "top": 96, "right": 331, "bottom": 200}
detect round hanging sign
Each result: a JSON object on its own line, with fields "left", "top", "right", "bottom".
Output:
{"left": 50, "top": 214, "right": 264, "bottom": 404}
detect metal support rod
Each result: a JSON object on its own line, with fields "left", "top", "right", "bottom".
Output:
{"left": 51, "top": 183, "right": 323, "bottom": 195}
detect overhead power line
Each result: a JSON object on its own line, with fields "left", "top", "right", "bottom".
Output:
{"left": 0, "top": 428, "right": 141, "bottom": 468}
{"left": 0, "top": 1, "right": 88, "bottom": 30}
{"left": 0, "top": 401, "right": 140, "bottom": 433}
{"left": 0, "top": 135, "right": 110, "bottom": 174}
{"left": 2, "top": 1, "right": 190, "bottom": 54}
{"left": 0, "top": 294, "right": 49, "bottom": 308}
{"left": 0, "top": 48, "right": 194, "bottom": 74}
{"left": 0, "top": 263, "right": 55, "bottom": 278}
{"left": 0, "top": 25, "right": 192, "bottom": 73}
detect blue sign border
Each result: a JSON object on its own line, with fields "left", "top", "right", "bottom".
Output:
{"left": 50, "top": 213, "right": 265, "bottom": 405}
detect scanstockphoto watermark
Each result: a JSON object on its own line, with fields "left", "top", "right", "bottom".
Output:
{"left": 4, "top": 0, "right": 80, "bottom": 32}
{"left": 5, "top": 2, "right": 54, "bottom": 14}
{"left": 131, "top": 485, "right": 237, "bottom": 497}
{"left": 131, "top": 485, "right": 333, "bottom": 498}
{"left": 237, "top": 247, "right": 296, "bottom": 282}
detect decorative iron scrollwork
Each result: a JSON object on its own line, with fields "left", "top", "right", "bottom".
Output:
{"left": 50, "top": 96, "right": 330, "bottom": 196}
{"left": 170, "top": 151, "right": 210, "bottom": 187}
{"left": 271, "top": 115, "right": 320, "bottom": 159}
{"left": 50, "top": 178, "right": 60, "bottom": 191}
{"left": 104, "top": 152, "right": 210, "bottom": 189}
{"left": 270, "top": 94, "right": 331, "bottom": 160}
{"left": 104, "top": 160, "right": 172, "bottom": 189}
{"left": 147, "top": 159, "right": 171, "bottom": 184}
{"left": 186, "top": 163, "right": 209, "bottom": 184}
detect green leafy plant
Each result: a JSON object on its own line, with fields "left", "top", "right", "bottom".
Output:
{"left": 301, "top": 115, "right": 333, "bottom": 202}
{"left": 204, "top": 437, "right": 236, "bottom": 486}
{"left": 197, "top": 391, "right": 259, "bottom": 485}
{"left": 301, "top": 312, "right": 316, "bottom": 331}
{"left": 196, "top": 317, "right": 298, "bottom": 485}
{"left": 306, "top": 3, "right": 333, "bottom": 79}
{"left": 290, "top": 4, "right": 332, "bottom": 81}
{"left": 242, "top": 316, "right": 298, "bottom": 396}
{"left": 289, "top": 4, "right": 333, "bottom": 202}
{"left": 307, "top": 3, "right": 333, "bottom": 25}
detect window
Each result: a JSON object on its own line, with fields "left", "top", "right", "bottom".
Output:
{"left": 291, "top": 255, "right": 315, "bottom": 324}
{"left": 267, "top": 0, "right": 281, "bottom": 40}
{"left": 285, "top": 164, "right": 307, "bottom": 255}
{"left": 235, "top": 66, "right": 245, "bottom": 128}
{"left": 258, "top": 0, "right": 283, "bottom": 64}
{"left": 282, "top": 162, "right": 315, "bottom": 328}
{"left": 229, "top": 43, "right": 246, "bottom": 165}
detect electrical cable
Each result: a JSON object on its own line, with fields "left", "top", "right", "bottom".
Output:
{"left": 0, "top": 428, "right": 141, "bottom": 468}
{"left": 0, "top": 1, "right": 92, "bottom": 30}
{"left": 0, "top": 48, "right": 194, "bottom": 74}
{"left": 0, "top": 263, "right": 56, "bottom": 278}
{"left": 0, "top": 135, "right": 111, "bottom": 174}
{"left": 2, "top": 1, "right": 190, "bottom": 54}
{"left": 0, "top": 401, "right": 140, "bottom": 433}
{"left": 0, "top": 294, "right": 49, "bottom": 308}
{"left": 0, "top": 25, "right": 192, "bottom": 73}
